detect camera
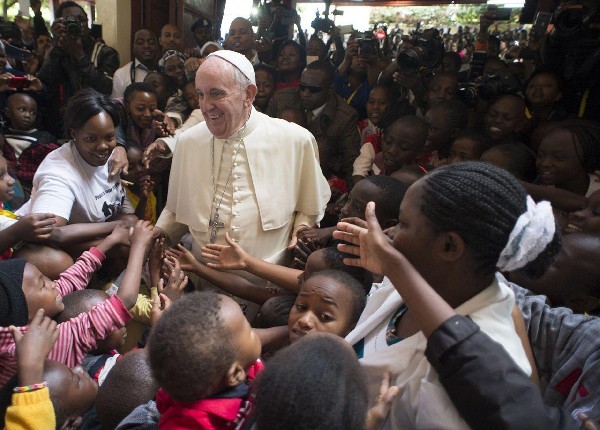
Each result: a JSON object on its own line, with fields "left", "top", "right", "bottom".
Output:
{"left": 357, "top": 37, "right": 378, "bottom": 58}
{"left": 311, "top": 0, "right": 335, "bottom": 34}
{"left": 65, "top": 15, "right": 82, "bottom": 39}
{"left": 553, "top": 0, "right": 599, "bottom": 38}
{"left": 397, "top": 28, "right": 444, "bottom": 71}
{"left": 457, "top": 70, "right": 523, "bottom": 104}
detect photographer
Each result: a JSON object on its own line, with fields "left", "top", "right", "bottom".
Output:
{"left": 336, "top": 36, "right": 388, "bottom": 120}
{"left": 37, "top": 1, "right": 119, "bottom": 137}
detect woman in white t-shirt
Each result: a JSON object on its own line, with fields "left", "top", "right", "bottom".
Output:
{"left": 18, "top": 88, "right": 136, "bottom": 258}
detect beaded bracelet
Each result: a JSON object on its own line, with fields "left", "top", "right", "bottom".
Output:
{"left": 13, "top": 381, "right": 48, "bottom": 393}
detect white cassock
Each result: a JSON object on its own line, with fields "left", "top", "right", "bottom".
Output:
{"left": 157, "top": 107, "right": 331, "bottom": 269}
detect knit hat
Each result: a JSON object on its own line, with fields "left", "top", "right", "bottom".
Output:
{"left": 207, "top": 50, "right": 255, "bottom": 85}
{"left": 0, "top": 258, "right": 28, "bottom": 327}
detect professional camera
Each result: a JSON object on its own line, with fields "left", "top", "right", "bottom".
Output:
{"left": 65, "top": 15, "right": 82, "bottom": 39}
{"left": 553, "top": 0, "right": 599, "bottom": 38}
{"left": 311, "top": 0, "right": 335, "bottom": 34}
{"left": 397, "top": 28, "right": 444, "bottom": 71}
{"left": 356, "top": 36, "right": 379, "bottom": 58}
{"left": 457, "top": 70, "right": 523, "bottom": 104}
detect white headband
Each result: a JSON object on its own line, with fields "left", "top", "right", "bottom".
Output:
{"left": 207, "top": 50, "right": 255, "bottom": 85}
{"left": 497, "top": 195, "right": 556, "bottom": 272}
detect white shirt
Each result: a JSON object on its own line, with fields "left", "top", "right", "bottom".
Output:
{"left": 111, "top": 59, "right": 151, "bottom": 98}
{"left": 17, "top": 141, "right": 134, "bottom": 223}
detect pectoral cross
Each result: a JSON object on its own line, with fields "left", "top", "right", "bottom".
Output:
{"left": 209, "top": 210, "right": 225, "bottom": 243}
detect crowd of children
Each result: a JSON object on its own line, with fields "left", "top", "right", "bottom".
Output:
{"left": 0, "top": 1, "right": 599, "bottom": 429}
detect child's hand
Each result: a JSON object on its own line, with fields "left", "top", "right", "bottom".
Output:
{"left": 164, "top": 244, "right": 198, "bottom": 273}
{"left": 108, "top": 224, "right": 132, "bottom": 247}
{"left": 297, "top": 227, "right": 332, "bottom": 247}
{"left": 16, "top": 213, "right": 56, "bottom": 243}
{"left": 365, "top": 371, "right": 400, "bottom": 430}
{"left": 150, "top": 293, "right": 171, "bottom": 326}
{"left": 9, "top": 309, "right": 59, "bottom": 387}
{"left": 291, "top": 238, "right": 321, "bottom": 270}
{"left": 201, "top": 233, "right": 250, "bottom": 270}
{"left": 138, "top": 175, "right": 155, "bottom": 199}
{"left": 130, "top": 220, "right": 157, "bottom": 251}
{"left": 148, "top": 238, "right": 164, "bottom": 288}
{"left": 157, "top": 267, "right": 188, "bottom": 302}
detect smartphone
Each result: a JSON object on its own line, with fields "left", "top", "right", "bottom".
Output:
{"left": 4, "top": 44, "right": 30, "bottom": 62}
{"left": 469, "top": 51, "right": 487, "bottom": 80}
{"left": 8, "top": 77, "right": 30, "bottom": 89}
{"left": 488, "top": 7, "right": 513, "bottom": 21}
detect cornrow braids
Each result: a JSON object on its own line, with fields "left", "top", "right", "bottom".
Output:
{"left": 559, "top": 120, "right": 600, "bottom": 173}
{"left": 420, "top": 162, "right": 560, "bottom": 277}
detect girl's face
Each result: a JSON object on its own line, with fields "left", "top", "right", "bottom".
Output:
{"left": 366, "top": 88, "right": 391, "bottom": 127}
{"left": 0, "top": 156, "right": 15, "bottom": 202}
{"left": 164, "top": 56, "right": 186, "bottom": 87}
{"left": 22, "top": 262, "right": 64, "bottom": 321}
{"left": 288, "top": 276, "right": 355, "bottom": 343}
{"left": 382, "top": 122, "right": 425, "bottom": 173}
{"left": 124, "top": 147, "right": 146, "bottom": 180}
{"left": 126, "top": 91, "right": 157, "bottom": 130}
{"left": 526, "top": 73, "right": 561, "bottom": 107}
{"left": 425, "top": 108, "right": 454, "bottom": 151}
{"left": 254, "top": 70, "right": 275, "bottom": 110}
{"left": 565, "top": 190, "right": 600, "bottom": 234}
{"left": 448, "top": 138, "right": 481, "bottom": 164}
{"left": 71, "top": 112, "right": 116, "bottom": 167}
{"left": 536, "top": 129, "right": 586, "bottom": 188}
{"left": 484, "top": 98, "right": 524, "bottom": 142}
{"left": 277, "top": 44, "right": 301, "bottom": 72}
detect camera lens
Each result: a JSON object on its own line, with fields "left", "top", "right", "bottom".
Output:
{"left": 397, "top": 49, "right": 421, "bottom": 71}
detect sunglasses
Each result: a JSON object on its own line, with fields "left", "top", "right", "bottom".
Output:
{"left": 299, "top": 83, "right": 323, "bottom": 94}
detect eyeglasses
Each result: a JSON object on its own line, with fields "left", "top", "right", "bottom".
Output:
{"left": 299, "top": 83, "right": 323, "bottom": 94}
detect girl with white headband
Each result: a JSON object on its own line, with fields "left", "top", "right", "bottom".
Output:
{"left": 334, "top": 161, "right": 561, "bottom": 430}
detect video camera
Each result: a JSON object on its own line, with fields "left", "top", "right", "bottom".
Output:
{"left": 397, "top": 28, "right": 444, "bottom": 71}
{"left": 311, "top": 0, "right": 335, "bottom": 34}
{"left": 552, "top": 0, "right": 599, "bottom": 38}
{"left": 457, "top": 70, "right": 523, "bottom": 104}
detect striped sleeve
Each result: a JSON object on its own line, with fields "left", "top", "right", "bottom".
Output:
{"left": 54, "top": 247, "right": 106, "bottom": 297}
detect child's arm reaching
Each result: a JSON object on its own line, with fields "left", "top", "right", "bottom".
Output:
{"left": 47, "top": 220, "right": 134, "bottom": 246}
{"left": 53, "top": 225, "right": 131, "bottom": 297}
{"left": 0, "top": 213, "right": 55, "bottom": 252}
{"left": 201, "top": 233, "right": 304, "bottom": 294}
{"left": 133, "top": 175, "right": 154, "bottom": 221}
{"left": 164, "top": 246, "right": 277, "bottom": 304}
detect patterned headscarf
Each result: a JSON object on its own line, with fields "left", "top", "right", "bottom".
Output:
{"left": 158, "top": 50, "right": 186, "bottom": 73}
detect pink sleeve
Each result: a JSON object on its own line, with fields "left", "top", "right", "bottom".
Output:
{"left": 47, "top": 295, "right": 131, "bottom": 368}
{"left": 0, "top": 328, "right": 19, "bottom": 388}
{"left": 54, "top": 247, "right": 106, "bottom": 297}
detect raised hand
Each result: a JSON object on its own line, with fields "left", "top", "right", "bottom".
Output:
{"left": 164, "top": 244, "right": 198, "bottom": 273}
{"left": 148, "top": 238, "right": 164, "bottom": 288}
{"left": 138, "top": 174, "right": 155, "bottom": 199}
{"left": 333, "top": 202, "right": 397, "bottom": 275}
{"left": 130, "top": 220, "right": 156, "bottom": 253}
{"left": 297, "top": 226, "right": 333, "bottom": 247}
{"left": 157, "top": 267, "right": 188, "bottom": 302}
{"left": 201, "top": 232, "right": 250, "bottom": 270}
{"left": 108, "top": 146, "right": 129, "bottom": 180}
{"left": 365, "top": 371, "right": 400, "bottom": 430}
{"left": 143, "top": 140, "right": 171, "bottom": 169}
{"left": 16, "top": 213, "right": 56, "bottom": 242}
{"left": 291, "top": 238, "right": 321, "bottom": 270}
{"left": 150, "top": 293, "right": 172, "bottom": 326}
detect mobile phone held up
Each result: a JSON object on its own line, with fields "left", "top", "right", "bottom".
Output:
{"left": 8, "top": 77, "right": 31, "bottom": 89}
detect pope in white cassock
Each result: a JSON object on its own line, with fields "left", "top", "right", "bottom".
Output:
{"left": 155, "top": 50, "right": 331, "bottom": 271}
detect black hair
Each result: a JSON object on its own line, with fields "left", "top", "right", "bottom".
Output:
{"left": 526, "top": 68, "right": 564, "bottom": 94}
{"left": 426, "top": 99, "right": 469, "bottom": 131}
{"left": 124, "top": 82, "right": 158, "bottom": 103}
{"left": 319, "top": 247, "right": 373, "bottom": 293}
{"left": 384, "top": 115, "right": 428, "bottom": 146}
{"left": 453, "top": 129, "right": 495, "bottom": 158}
{"left": 305, "top": 59, "right": 336, "bottom": 87}
{"left": 443, "top": 51, "right": 462, "bottom": 73}
{"left": 55, "top": 0, "right": 85, "bottom": 19}
{"left": 305, "top": 269, "right": 367, "bottom": 325}
{"left": 148, "top": 291, "right": 236, "bottom": 402}
{"left": 254, "top": 293, "right": 297, "bottom": 328}
{"left": 63, "top": 88, "right": 120, "bottom": 134}
{"left": 54, "top": 289, "right": 107, "bottom": 323}
{"left": 378, "top": 99, "right": 416, "bottom": 131}
{"left": 419, "top": 162, "right": 560, "bottom": 278}
{"left": 6, "top": 92, "right": 36, "bottom": 108}
{"left": 96, "top": 349, "right": 159, "bottom": 430}
{"left": 254, "top": 333, "right": 369, "bottom": 430}
{"left": 277, "top": 39, "right": 307, "bottom": 72}
{"left": 254, "top": 63, "right": 278, "bottom": 86}
{"left": 143, "top": 71, "right": 178, "bottom": 99}
{"left": 482, "top": 143, "right": 537, "bottom": 182}
{"left": 552, "top": 119, "right": 600, "bottom": 173}
{"left": 365, "top": 175, "right": 407, "bottom": 222}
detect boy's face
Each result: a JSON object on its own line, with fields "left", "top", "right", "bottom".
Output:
{"left": 382, "top": 122, "right": 426, "bottom": 174}
{"left": 254, "top": 70, "right": 275, "bottom": 110}
{"left": 220, "top": 295, "right": 261, "bottom": 370}
{"left": 341, "top": 180, "right": 381, "bottom": 220}
{"left": 124, "top": 147, "right": 146, "bottom": 180}
{"left": 366, "top": 87, "right": 390, "bottom": 127}
{"left": 22, "top": 262, "right": 64, "bottom": 320}
{"left": 45, "top": 361, "right": 98, "bottom": 422}
{"left": 183, "top": 82, "right": 200, "bottom": 110}
{"left": 448, "top": 138, "right": 481, "bottom": 164}
{"left": 425, "top": 107, "right": 454, "bottom": 151}
{"left": 6, "top": 94, "right": 37, "bottom": 131}
{"left": 484, "top": 97, "right": 524, "bottom": 142}
{"left": 126, "top": 91, "right": 157, "bottom": 130}
{"left": 566, "top": 190, "right": 600, "bottom": 235}
{"left": 426, "top": 75, "right": 457, "bottom": 105}
{"left": 288, "top": 276, "right": 355, "bottom": 343}
{"left": 0, "top": 157, "right": 15, "bottom": 202}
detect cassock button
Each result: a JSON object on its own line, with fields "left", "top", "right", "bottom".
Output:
{"left": 233, "top": 212, "right": 239, "bottom": 217}
{"left": 233, "top": 162, "right": 238, "bottom": 167}
{"left": 232, "top": 226, "right": 239, "bottom": 230}
{"left": 234, "top": 186, "right": 239, "bottom": 192}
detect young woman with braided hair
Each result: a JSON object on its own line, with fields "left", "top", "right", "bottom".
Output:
{"left": 334, "top": 162, "right": 561, "bottom": 430}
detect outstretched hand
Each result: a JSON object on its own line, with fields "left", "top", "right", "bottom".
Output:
{"left": 164, "top": 244, "right": 198, "bottom": 273}
{"left": 157, "top": 267, "right": 188, "bottom": 302}
{"left": 201, "top": 232, "right": 250, "bottom": 270}
{"left": 333, "top": 202, "right": 397, "bottom": 275}
{"left": 150, "top": 293, "right": 172, "bottom": 326}
{"left": 108, "top": 146, "right": 129, "bottom": 180}
{"left": 16, "top": 213, "right": 56, "bottom": 242}
{"left": 366, "top": 371, "right": 400, "bottom": 430}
